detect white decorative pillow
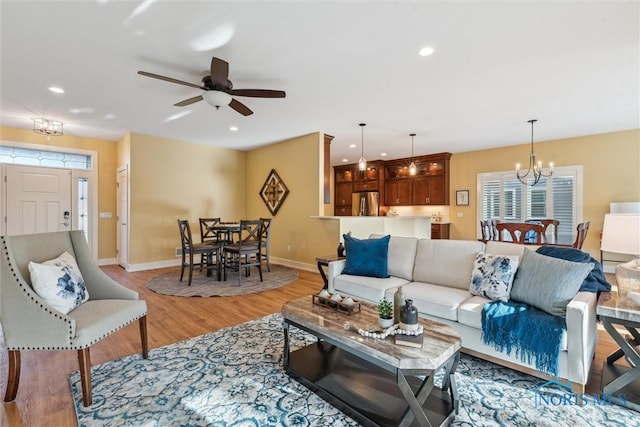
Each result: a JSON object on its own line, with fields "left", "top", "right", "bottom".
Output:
{"left": 469, "top": 252, "right": 519, "bottom": 302}
{"left": 28, "top": 251, "right": 89, "bottom": 314}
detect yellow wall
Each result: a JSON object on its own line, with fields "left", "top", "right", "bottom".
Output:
{"left": 125, "top": 132, "right": 246, "bottom": 264}
{"left": 0, "top": 126, "right": 118, "bottom": 259}
{"left": 246, "top": 132, "right": 338, "bottom": 265}
{"left": 449, "top": 129, "right": 640, "bottom": 258}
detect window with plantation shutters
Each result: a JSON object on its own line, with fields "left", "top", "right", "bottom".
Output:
{"left": 477, "top": 166, "right": 583, "bottom": 244}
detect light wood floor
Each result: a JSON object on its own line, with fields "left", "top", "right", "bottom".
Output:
{"left": 0, "top": 266, "right": 623, "bottom": 427}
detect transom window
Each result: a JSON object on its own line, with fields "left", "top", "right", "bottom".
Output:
{"left": 478, "top": 166, "right": 583, "bottom": 244}
{"left": 0, "top": 146, "right": 92, "bottom": 169}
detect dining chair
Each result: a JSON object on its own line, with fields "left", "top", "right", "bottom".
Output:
{"left": 543, "top": 221, "right": 590, "bottom": 250}
{"left": 222, "top": 219, "right": 263, "bottom": 285}
{"left": 259, "top": 217, "right": 273, "bottom": 272}
{"left": 480, "top": 219, "right": 501, "bottom": 241}
{"left": 177, "top": 219, "right": 220, "bottom": 284}
{"left": 199, "top": 217, "right": 222, "bottom": 245}
{"left": 525, "top": 219, "right": 559, "bottom": 244}
{"left": 0, "top": 230, "right": 148, "bottom": 407}
{"left": 496, "top": 222, "right": 545, "bottom": 244}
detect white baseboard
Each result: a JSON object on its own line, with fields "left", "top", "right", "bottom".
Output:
{"left": 126, "top": 259, "right": 181, "bottom": 272}
{"left": 269, "top": 257, "right": 316, "bottom": 273}
{"left": 98, "top": 258, "right": 117, "bottom": 266}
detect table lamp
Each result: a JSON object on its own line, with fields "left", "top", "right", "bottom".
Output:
{"left": 600, "top": 214, "right": 640, "bottom": 299}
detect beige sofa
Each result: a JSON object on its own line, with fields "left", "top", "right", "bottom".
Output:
{"left": 327, "top": 235, "right": 597, "bottom": 393}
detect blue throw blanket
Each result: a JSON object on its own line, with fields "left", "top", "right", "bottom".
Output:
{"left": 481, "top": 300, "right": 566, "bottom": 377}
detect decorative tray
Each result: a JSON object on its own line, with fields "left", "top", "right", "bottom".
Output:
{"left": 312, "top": 294, "right": 361, "bottom": 315}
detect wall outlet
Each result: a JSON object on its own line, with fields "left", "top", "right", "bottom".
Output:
{"left": 176, "top": 247, "right": 182, "bottom": 257}
{"left": 287, "top": 244, "right": 291, "bottom": 251}
{"left": 457, "top": 212, "right": 464, "bottom": 218}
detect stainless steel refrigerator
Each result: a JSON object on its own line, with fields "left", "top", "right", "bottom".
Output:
{"left": 352, "top": 191, "right": 380, "bottom": 216}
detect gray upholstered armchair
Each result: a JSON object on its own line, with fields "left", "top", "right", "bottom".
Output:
{"left": 0, "top": 231, "right": 148, "bottom": 407}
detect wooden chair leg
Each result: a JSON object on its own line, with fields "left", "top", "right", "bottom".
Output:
{"left": 179, "top": 253, "right": 186, "bottom": 282}
{"left": 139, "top": 316, "right": 149, "bottom": 359}
{"left": 77, "top": 348, "right": 92, "bottom": 407}
{"left": 4, "top": 350, "right": 20, "bottom": 402}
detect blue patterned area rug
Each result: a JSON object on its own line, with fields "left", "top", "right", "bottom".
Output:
{"left": 71, "top": 314, "right": 638, "bottom": 426}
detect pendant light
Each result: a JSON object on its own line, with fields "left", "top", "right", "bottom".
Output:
{"left": 358, "top": 123, "right": 367, "bottom": 172}
{"left": 515, "top": 119, "right": 553, "bottom": 186}
{"left": 408, "top": 133, "right": 417, "bottom": 176}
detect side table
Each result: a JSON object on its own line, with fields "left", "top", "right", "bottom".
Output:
{"left": 597, "top": 291, "right": 640, "bottom": 411}
{"left": 315, "top": 255, "right": 345, "bottom": 289}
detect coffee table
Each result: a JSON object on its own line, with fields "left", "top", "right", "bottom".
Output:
{"left": 282, "top": 295, "right": 461, "bottom": 426}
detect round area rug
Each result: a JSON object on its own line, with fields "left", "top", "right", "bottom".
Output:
{"left": 145, "top": 264, "right": 298, "bottom": 297}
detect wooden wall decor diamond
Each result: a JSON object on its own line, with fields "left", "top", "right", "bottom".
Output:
{"left": 260, "top": 169, "right": 289, "bottom": 215}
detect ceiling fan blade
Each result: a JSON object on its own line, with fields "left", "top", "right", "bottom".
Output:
{"left": 229, "top": 98, "right": 253, "bottom": 116}
{"left": 210, "top": 57, "right": 229, "bottom": 87}
{"left": 138, "top": 71, "right": 203, "bottom": 90}
{"left": 174, "top": 95, "right": 203, "bottom": 107}
{"left": 231, "top": 89, "right": 286, "bottom": 98}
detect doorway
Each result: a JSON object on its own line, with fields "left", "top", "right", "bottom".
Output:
{"left": 116, "top": 166, "right": 129, "bottom": 269}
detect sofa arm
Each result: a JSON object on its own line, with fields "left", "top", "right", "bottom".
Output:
{"left": 565, "top": 291, "right": 598, "bottom": 385}
{"left": 327, "top": 259, "right": 346, "bottom": 293}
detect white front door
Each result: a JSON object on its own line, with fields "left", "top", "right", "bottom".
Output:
{"left": 116, "top": 167, "right": 129, "bottom": 268}
{"left": 6, "top": 165, "right": 72, "bottom": 235}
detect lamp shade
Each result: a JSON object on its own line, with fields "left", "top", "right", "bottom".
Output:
{"left": 202, "top": 90, "right": 232, "bottom": 107}
{"left": 601, "top": 213, "right": 640, "bottom": 255}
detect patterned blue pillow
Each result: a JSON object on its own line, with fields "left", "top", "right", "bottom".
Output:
{"left": 28, "top": 251, "right": 89, "bottom": 314}
{"left": 342, "top": 234, "right": 390, "bottom": 278}
{"left": 470, "top": 252, "right": 519, "bottom": 302}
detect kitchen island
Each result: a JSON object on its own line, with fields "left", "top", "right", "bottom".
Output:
{"left": 312, "top": 216, "right": 431, "bottom": 239}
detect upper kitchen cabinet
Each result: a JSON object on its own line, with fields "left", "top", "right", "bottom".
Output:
{"left": 384, "top": 153, "right": 451, "bottom": 206}
{"left": 353, "top": 160, "right": 382, "bottom": 191}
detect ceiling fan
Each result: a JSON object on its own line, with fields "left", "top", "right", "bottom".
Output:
{"left": 138, "top": 57, "right": 286, "bottom": 116}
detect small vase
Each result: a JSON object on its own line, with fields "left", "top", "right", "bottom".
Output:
{"left": 399, "top": 299, "right": 419, "bottom": 331}
{"left": 337, "top": 242, "right": 345, "bottom": 257}
{"left": 379, "top": 317, "right": 394, "bottom": 328}
{"left": 393, "top": 286, "right": 405, "bottom": 324}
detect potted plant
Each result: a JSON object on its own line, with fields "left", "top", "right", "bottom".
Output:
{"left": 377, "top": 297, "right": 394, "bottom": 328}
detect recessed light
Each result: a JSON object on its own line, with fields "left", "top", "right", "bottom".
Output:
{"left": 48, "top": 86, "right": 64, "bottom": 94}
{"left": 418, "top": 46, "right": 434, "bottom": 57}
{"left": 349, "top": 144, "right": 356, "bottom": 148}
{"left": 381, "top": 153, "right": 387, "bottom": 157}
{"left": 229, "top": 126, "right": 238, "bottom": 131}
{"left": 342, "top": 158, "right": 349, "bottom": 163}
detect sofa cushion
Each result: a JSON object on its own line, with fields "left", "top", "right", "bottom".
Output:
{"left": 412, "top": 239, "right": 486, "bottom": 290}
{"left": 342, "top": 234, "right": 390, "bottom": 278}
{"left": 469, "top": 252, "right": 519, "bottom": 302}
{"left": 510, "top": 248, "right": 594, "bottom": 317}
{"left": 28, "top": 251, "right": 89, "bottom": 314}
{"left": 535, "top": 246, "right": 611, "bottom": 293}
{"left": 370, "top": 234, "right": 418, "bottom": 280}
{"left": 399, "top": 282, "right": 472, "bottom": 321}
{"left": 334, "top": 274, "right": 410, "bottom": 303}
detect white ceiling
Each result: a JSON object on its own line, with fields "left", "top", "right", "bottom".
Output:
{"left": 1, "top": 1, "right": 638, "bottom": 166}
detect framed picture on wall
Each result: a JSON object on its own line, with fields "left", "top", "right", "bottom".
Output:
{"left": 456, "top": 190, "right": 469, "bottom": 206}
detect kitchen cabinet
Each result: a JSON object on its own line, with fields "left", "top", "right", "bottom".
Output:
{"left": 334, "top": 165, "right": 354, "bottom": 215}
{"left": 384, "top": 153, "right": 451, "bottom": 206}
{"left": 431, "top": 223, "right": 450, "bottom": 239}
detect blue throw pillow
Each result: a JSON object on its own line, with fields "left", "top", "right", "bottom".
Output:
{"left": 536, "top": 246, "right": 611, "bottom": 293}
{"left": 342, "top": 234, "right": 390, "bottom": 278}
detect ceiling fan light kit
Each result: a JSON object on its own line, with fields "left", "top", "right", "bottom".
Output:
{"left": 203, "top": 91, "right": 232, "bottom": 108}
{"left": 515, "top": 119, "right": 553, "bottom": 186}
{"left": 138, "top": 56, "right": 286, "bottom": 117}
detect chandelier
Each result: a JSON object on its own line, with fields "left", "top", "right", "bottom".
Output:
{"left": 32, "top": 118, "right": 64, "bottom": 136}
{"left": 516, "top": 119, "right": 553, "bottom": 186}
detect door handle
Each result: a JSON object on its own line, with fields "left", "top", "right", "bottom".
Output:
{"left": 61, "top": 221, "right": 70, "bottom": 227}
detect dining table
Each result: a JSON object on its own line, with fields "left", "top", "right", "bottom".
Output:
{"left": 207, "top": 222, "right": 240, "bottom": 244}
